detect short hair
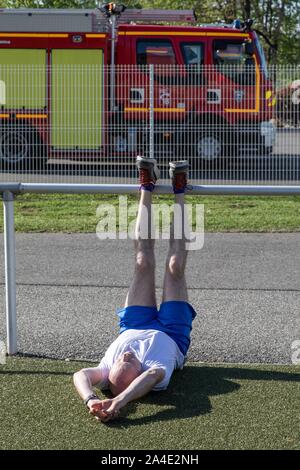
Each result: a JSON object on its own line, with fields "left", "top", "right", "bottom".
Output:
{"left": 108, "top": 361, "right": 141, "bottom": 396}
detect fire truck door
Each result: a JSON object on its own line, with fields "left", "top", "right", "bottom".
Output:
{"left": 51, "top": 49, "right": 103, "bottom": 149}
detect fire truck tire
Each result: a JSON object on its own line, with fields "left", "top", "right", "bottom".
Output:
{"left": 0, "top": 124, "right": 45, "bottom": 171}
{"left": 0, "top": 125, "right": 29, "bottom": 170}
{"left": 194, "top": 130, "right": 225, "bottom": 166}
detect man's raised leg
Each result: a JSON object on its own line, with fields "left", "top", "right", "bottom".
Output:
{"left": 124, "top": 157, "right": 159, "bottom": 308}
{"left": 162, "top": 161, "right": 189, "bottom": 303}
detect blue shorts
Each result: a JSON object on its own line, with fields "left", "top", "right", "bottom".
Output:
{"left": 117, "top": 301, "right": 197, "bottom": 356}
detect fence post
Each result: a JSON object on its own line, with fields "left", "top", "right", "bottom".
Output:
{"left": 2, "top": 190, "right": 17, "bottom": 355}
{"left": 149, "top": 64, "right": 154, "bottom": 159}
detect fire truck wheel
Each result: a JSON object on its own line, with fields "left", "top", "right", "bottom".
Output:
{"left": 0, "top": 125, "right": 45, "bottom": 171}
{"left": 0, "top": 126, "right": 31, "bottom": 170}
{"left": 195, "top": 131, "right": 224, "bottom": 164}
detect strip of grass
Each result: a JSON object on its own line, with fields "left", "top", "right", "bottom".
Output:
{"left": 0, "top": 357, "right": 299, "bottom": 450}
{"left": 0, "top": 194, "right": 300, "bottom": 233}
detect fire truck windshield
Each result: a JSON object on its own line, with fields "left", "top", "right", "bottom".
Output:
{"left": 213, "top": 39, "right": 256, "bottom": 85}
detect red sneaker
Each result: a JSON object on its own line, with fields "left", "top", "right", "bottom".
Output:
{"left": 136, "top": 156, "right": 160, "bottom": 191}
{"left": 169, "top": 160, "right": 189, "bottom": 193}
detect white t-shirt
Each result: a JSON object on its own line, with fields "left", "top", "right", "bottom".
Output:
{"left": 96, "top": 329, "right": 185, "bottom": 391}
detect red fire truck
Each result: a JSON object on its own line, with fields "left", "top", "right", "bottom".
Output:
{"left": 0, "top": 3, "right": 276, "bottom": 170}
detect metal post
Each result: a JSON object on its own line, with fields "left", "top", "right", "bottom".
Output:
{"left": 110, "top": 14, "right": 116, "bottom": 112}
{"left": 3, "top": 191, "right": 17, "bottom": 355}
{"left": 149, "top": 64, "right": 154, "bottom": 159}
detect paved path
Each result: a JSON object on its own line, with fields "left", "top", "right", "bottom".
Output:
{"left": 0, "top": 233, "right": 299, "bottom": 363}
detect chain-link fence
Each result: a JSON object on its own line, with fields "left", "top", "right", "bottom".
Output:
{"left": 0, "top": 64, "right": 299, "bottom": 185}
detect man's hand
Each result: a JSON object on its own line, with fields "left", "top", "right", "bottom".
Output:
{"left": 87, "top": 368, "right": 165, "bottom": 423}
{"left": 88, "top": 398, "right": 122, "bottom": 423}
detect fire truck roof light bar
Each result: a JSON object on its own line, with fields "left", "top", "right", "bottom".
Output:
{"left": 198, "top": 18, "right": 253, "bottom": 31}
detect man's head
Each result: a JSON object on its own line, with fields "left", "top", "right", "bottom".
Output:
{"left": 108, "top": 351, "right": 142, "bottom": 396}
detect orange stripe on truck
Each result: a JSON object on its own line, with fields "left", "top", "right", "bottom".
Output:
{"left": 125, "top": 107, "right": 185, "bottom": 113}
{"left": 16, "top": 114, "right": 48, "bottom": 119}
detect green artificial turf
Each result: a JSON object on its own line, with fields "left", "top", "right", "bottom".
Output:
{"left": 0, "top": 357, "right": 299, "bottom": 450}
{"left": 0, "top": 194, "right": 300, "bottom": 233}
